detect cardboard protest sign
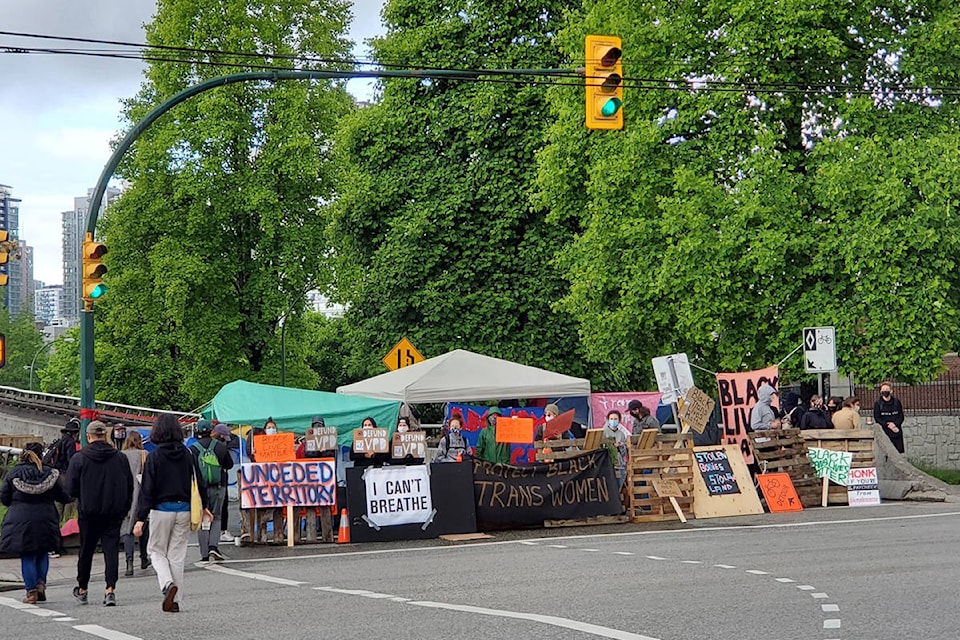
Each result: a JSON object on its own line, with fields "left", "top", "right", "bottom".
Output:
{"left": 353, "top": 427, "right": 389, "bottom": 454}
{"left": 757, "top": 473, "right": 803, "bottom": 513}
{"left": 694, "top": 448, "right": 741, "bottom": 496}
{"left": 253, "top": 432, "right": 296, "bottom": 462}
{"left": 543, "top": 409, "right": 576, "bottom": 441}
{"left": 715, "top": 365, "right": 779, "bottom": 464}
{"left": 847, "top": 466, "right": 880, "bottom": 507}
{"left": 363, "top": 465, "right": 433, "bottom": 527}
{"left": 239, "top": 459, "right": 336, "bottom": 508}
{"left": 495, "top": 416, "right": 535, "bottom": 444}
{"left": 305, "top": 426, "right": 338, "bottom": 454}
{"left": 392, "top": 431, "right": 427, "bottom": 459}
{"left": 679, "top": 387, "right": 715, "bottom": 434}
{"left": 807, "top": 447, "right": 853, "bottom": 486}
{"left": 691, "top": 445, "right": 763, "bottom": 519}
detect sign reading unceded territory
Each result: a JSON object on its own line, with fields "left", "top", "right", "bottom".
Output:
{"left": 847, "top": 466, "right": 881, "bottom": 506}
{"left": 694, "top": 448, "right": 741, "bottom": 496}
{"left": 364, "top": 465, "right": 433, "bottom": 527}
{"left": 715, "top": 365, "right": 779, "bottom": 465}
{"left": 807, "top": 447, "right": 853, "bottom": 486}
{"left": 239, "top": 460, "right": 336, "bottom": 509}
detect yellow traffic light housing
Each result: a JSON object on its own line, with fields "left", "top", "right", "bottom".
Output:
{"left": 0, "top": 230, "right": 8, "bottom": 287}
{"left": 0, "top": 333, "right": 5, "bottom": 368}
{"left": 585, "top": 35, "right": 623, "bottom": 130}
{"left": 82, "top": 233, "right": 108, "bottom": 303}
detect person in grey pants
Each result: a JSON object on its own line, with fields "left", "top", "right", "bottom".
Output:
{"left": 189, "top": 420, "right": 234, "bottom": 562}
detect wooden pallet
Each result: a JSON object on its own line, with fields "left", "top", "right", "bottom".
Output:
{"left": 749, "top": 429, "right": 821, "bottom": 508}
{"left": 544, "top": 515, "right": 630, "bottom": 528}
{"left": 534, "top": 438, "right": 586, "bottom": 462}
{"left": 801, "top": 429, "right": 876, "bottom": 505}
{"left": 626, "top": 435, "right": 695, "bottom": 523}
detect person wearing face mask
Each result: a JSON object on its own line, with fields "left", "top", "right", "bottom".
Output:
{"left": 831, "top": 396, "right": 862, "bottom": 430}
{"left": 602, "top": 411, "right": 629, "bottom": 488}
{"left": 475, "top": 406, "right": 511, "bottom": 464}
{"left": 873, "top": 382, "right": 905, "bottom": 453}
{"left": 434, "top": 416, "right": 472, "bottom": 463}
{"left": 799, "top": 395, "right": 833, "bottom": 430}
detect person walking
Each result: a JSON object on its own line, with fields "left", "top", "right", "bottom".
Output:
{"left": 119, "top": 431, "right": 150, "bottom": 577}
{"left": 190, "top": 419, "right": 233, "bottom": 562}
{"left": 873, "top": 382, "right": 906, "bottom": 453}
{"left": 134, "top": 414, "right": 211, "bottom": 613}
{"left": 213, "top": 423, "right": 238, "bottom": 544}
{"left": 43, "top": 418, "right": 82, "bottom": 557}
{"left": 65, "top": 421, "right": 134, "bottom": 607}
{"left": 0, "top": 442, "right": 71, "bottom": 604}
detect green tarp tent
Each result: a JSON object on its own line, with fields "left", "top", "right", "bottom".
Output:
{"left": 205, "top": 380, "right": 401, "bottom": 448}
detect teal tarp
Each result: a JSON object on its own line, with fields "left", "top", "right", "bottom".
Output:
{"left": 206, "top": 380, "right": 401, "bottom": 448}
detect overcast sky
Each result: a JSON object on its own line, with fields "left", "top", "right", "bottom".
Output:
{"left": 0, "top": 0, "right": 386, "bottom": 286}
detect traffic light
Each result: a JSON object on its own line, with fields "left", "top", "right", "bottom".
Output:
{"left": 0, "top": 231, "right": 8, "bottom": 287}
{"left": 0, "top": 333, "right": 5, "bottom": 368}
{"left": 82, "top": 233, "right": 108, "bottom": 302}
{"left": 585, "top": 35, "right": 623, "bottom": 130}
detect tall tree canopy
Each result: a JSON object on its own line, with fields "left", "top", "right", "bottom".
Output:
{"left": 0, "top": 307, "right": 46, "bottom": 390}
{"left": 95, "top": 0, "right": 354, "bottom": 408}
{"left": 329, "top": 0, "right": 593, "bottom": 383}
{"left": 538, "top": 0, "right": 960, "bottom": 386}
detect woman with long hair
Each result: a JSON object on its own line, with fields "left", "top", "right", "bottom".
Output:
{"left": 134, "top": 415, "right": 211, "bottom": 612}
{"left": 120, "top": 431, "right": 150, "bottom": 576}
{"left": 0, "top": 441, "right": 70, "bottom": 603}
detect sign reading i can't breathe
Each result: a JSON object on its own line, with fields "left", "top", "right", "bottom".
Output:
{"left": 364, "top": 465, "right": 433, "bottom": 527}
{"left": 239, "top": 459, "right": 336, "bottom": 509}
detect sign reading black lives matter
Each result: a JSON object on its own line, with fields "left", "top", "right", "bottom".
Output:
{"left": 363, "top": 465, "right": 434, "bottom": 527}
{"left": 472, "top": 449, "right": 620, "bottom": 527}
{"left": 694, "top": 448, "right": 741, "bottom": 496}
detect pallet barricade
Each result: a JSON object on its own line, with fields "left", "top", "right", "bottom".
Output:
{"left": 534, "top": 438, "right": 586, "bottom": 462}
{"left": 749, "top": 429, "right": 821, "bottom": 508}
{"left": 626, "top": 432, "right": 695, "bottom": 523}
{"left": 800, "top": 429, "right": 875, "bottom": 505}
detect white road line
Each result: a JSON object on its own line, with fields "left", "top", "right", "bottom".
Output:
{"left": 581, "top": 548, "right": 599, "bottom": 552}
{"left": 680, "top": 560, "right": 701, "bottom": 564}
{"left": 548, "top": 544, "right": 568, "bottom": 548}
{"left": 409, "top": 600, "right": 661, "bottom": 640}
{"left": 821, "top": 604, "right": 840, "bottom": 612}
{"left": 775, "top": 578, "right": 795, "bottom": 583}
{"left": 0, "top": 596, "right": 37, "bottom": 609}
{"left": 73, "top": 624, "right": 143, "bottom": 640}
{"left": 24, "top": 607, "right": 65, "bottom": 617}
{"left": 201, "top": 563, "right": 307, "bottom": 586}
{"left": 714, "top": 564, "right": 736, "bottom": 569}
{"left": 645, "top": 555, "right": 667, "bottom": 560}
{"left": 746, "top": 570, "right": 768, "bottom": 575}
{"left": 519, "top": 541, "right": 538, "bottom": 545}
{"left": 823, "top": 619, "right": 841, "bottom": 629}
{"left": 55, "top": 617, "right": 76, "bottom": 622}
{"left": 811, "top": 593, "right": 829, "bottom": 599}
{"left": 613, "top": 552, "right": 634, "bottom": 556}
{"left": 796, "top": 585, "right": 816, "bottom": 590}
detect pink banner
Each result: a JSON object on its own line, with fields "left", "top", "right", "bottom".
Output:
{"left": 590, "top": 392, "right": 662, "bottom": 429}
{"left": 715, "top": 366, "right": 779, "bottom": 465}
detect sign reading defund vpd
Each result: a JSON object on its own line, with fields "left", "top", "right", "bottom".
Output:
{"left": 363, "top": 465, "right": 434, "bottom": 528}
{"left": 239, "top": 460, "right": 336, "bottom": 509}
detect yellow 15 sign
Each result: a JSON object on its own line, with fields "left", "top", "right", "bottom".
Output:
{"left": 382, "top": 337, "right": 425, "bottom": 371}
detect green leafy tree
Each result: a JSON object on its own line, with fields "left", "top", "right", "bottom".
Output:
{"left": 0, "top": 306, "right": 46, "bottom": 390}
{"left": 95, "top": 0, "right": 354, "bottom": 409}
{"left": 329, "top": 0, "right": 590, "bottom": 382}
{"left": 38, "top": 327, "right": 81, "bottom": 396}
{"left": 537, "top": 0, "right": 960, "bottom": 386}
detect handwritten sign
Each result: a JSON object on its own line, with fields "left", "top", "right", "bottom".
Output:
{"left": 364, "top": 465, "right": 433, "bottom": 527}
{"left": 353, "top": 428, "right": 389, "bottom": 454}
{"left": 239, "top": 460, "right": 336, "bottom": 508}
{"left": 847, "top": 466, "right": 880, "bottom": 506}
{"left": 253, "top": 432, "right": 296, "bottom": 462}
{"left": 543, "top": 409, "right": 576, "bottom": 441}
{"left": 694, "top": 448, "right": 741, "bottom": 496}
{"left": 305, "top": 426, "right": 338, "bottom": 454}
{"left": 807, "top": 447, "right": 853, "bottom": 486}
{"left": 495, "top": 416, "right": 534, "bottom": 444}
{"left": 756, "top": 473, "right": 803, "bottom": 513}
{"left": 392, "top": 431, "right": 427, "bottom": 459}
{"left": 715, "top": 366, "right": 779, "bottom": 464}
{"left": 679, "top": 387, "right": 715, "bottom": 434}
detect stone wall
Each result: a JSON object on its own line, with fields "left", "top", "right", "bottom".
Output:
{"left": 902, "top": 415, "right": 960, "bottom": 470}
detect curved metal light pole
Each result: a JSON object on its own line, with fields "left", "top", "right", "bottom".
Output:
{"left": 29, "top": 336, "right": 75, "bottom": 391}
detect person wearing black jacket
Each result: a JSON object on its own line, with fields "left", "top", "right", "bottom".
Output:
{"left": 65, "top": 421, "right": 134, "bottom": 607}
{"left": 799, "top": 395, "right": 833, "bottom": 430}
{"left": 134, "top": 414, "right": 211, "bottom": 613}
{"left": 189, "top": 420, "right": 233, "bottom": 562}
{"left": 874, "top": 382, "right": 906, "bottom": 453}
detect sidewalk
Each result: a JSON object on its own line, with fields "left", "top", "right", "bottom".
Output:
{"left": 0, "top": 551, "right": 104, "bottom": 589}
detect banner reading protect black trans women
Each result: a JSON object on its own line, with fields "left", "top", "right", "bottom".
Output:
{"left": 472, "top": 449, "right": 620, "bottom": 528}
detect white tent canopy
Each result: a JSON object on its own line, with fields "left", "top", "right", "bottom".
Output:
{"left": 336, "top": 349, "right": 591, "bottom": 403}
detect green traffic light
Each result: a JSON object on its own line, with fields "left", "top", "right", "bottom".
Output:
{"left": 601, "top": 97, "right": 623, "bottom": 117}
{"left": 90, "top": 284, "right": 108, "bottom": 299}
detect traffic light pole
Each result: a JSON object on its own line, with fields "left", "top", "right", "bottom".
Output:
{"left": 78, "top": 66, "right": 573, "bottom": 427}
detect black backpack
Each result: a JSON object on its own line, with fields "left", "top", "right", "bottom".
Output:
{"left": 42, "top": 436, "right": 74, "bottom": 471}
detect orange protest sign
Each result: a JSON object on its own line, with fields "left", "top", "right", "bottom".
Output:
{"left": 756, "top": 473, "right": 803, "bottom": 513}
{"left": 253, "top": 432, "right": 296, "bottom": 463}
{"left": 542, "top": 409, "right": 575, "bottom": 441}
{"left": 495, "top": 416, "right": 534, "bottom": 444}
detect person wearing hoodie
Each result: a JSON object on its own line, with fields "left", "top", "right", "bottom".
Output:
{"left": 134, "top": 414, "right": 212, "bottom": 613}
{"left": 65, "top": 421, "right": 134, "bottom": 607}
{"left": 0, "top": 442, "right": 71, "bottom": 604}
{"left": 873, "top": 382, "right": 906, "bottom": 453}
{"left": 780, "top": 392, "right": 806, "bottom": 430}
{"left": 750, "top": 384, "right": 781, "bottom": 431}
{"left": 799, "top": 395, "right": 833, "bottom": 430}
{"left": 475, "top": 406, "right": 511, "bottom": 464}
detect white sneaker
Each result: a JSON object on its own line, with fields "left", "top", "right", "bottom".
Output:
{"left": 219, "top": 531, "right": 234, "bottom": 543}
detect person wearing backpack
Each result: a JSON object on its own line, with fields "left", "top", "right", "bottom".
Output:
{"left": 43, "top": 418, "right": 82, "bottom": 558}
{"left": 189, "top": 420, "right": 233, "bottom": 562}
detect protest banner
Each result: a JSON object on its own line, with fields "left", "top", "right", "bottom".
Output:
{"left": 353, "top": 427, "right": 389, "bottom": 454}
{"left": 363, "top": 465, "right": 433, "bottom": 527}
{"left": 715, "top": 365, "right": 779, "bottom": 464}
{"left": 495, "top": 416, "right": 535, "bottom": 444}
{"left": 756, "top": 473, "right": 803, "bottom": 513}
{"left": 392, "top": 431, "right": 427, "bottom": 459}
{"left": 305, "top": 426, "right": 338, "bottom": 454}
{"left": 846, "top": 466, "right": 881, "bottom": 507}
{"left": 253, "top": 432, "right": 296, "bottom": 462}
{"left": 239, "top": 459, "right": 336, "bottom": 509}
{"left": 590, "top": 392, "right": 662, "bottom": 429}
{"left": 472, "top": 450, "right": 620, "bottom": 527}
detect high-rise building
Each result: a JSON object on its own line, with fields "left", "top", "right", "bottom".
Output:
{"left": 8, "top": 242, "right": 34, "bottom": 319}
{"left": 35, "top": 284, "right": 64, "bottom": 325}
{"left": 61, "top": 187, "right": 121, "bottom": 322}
{"left": 0, "top": 184, "right": 23, "bottom": 315}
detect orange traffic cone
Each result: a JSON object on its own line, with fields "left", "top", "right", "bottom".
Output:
{"left": 337, "top": 508, "right": 350, "bottom": 544}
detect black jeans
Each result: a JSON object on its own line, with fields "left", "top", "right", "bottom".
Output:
{"left": 77, "top": 517, "right": 122, "bottom": 590}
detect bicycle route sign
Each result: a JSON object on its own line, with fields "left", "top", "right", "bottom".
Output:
{"left": 803, "top": 326, "right": 836, "bottom": 373}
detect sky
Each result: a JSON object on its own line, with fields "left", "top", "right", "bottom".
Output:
{"left": 0, "top": 0, "right": 387, "bottom": 286}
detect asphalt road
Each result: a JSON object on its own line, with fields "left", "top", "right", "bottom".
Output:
{"left": 4, "top": 501, "right": 960, "bottom": 640}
